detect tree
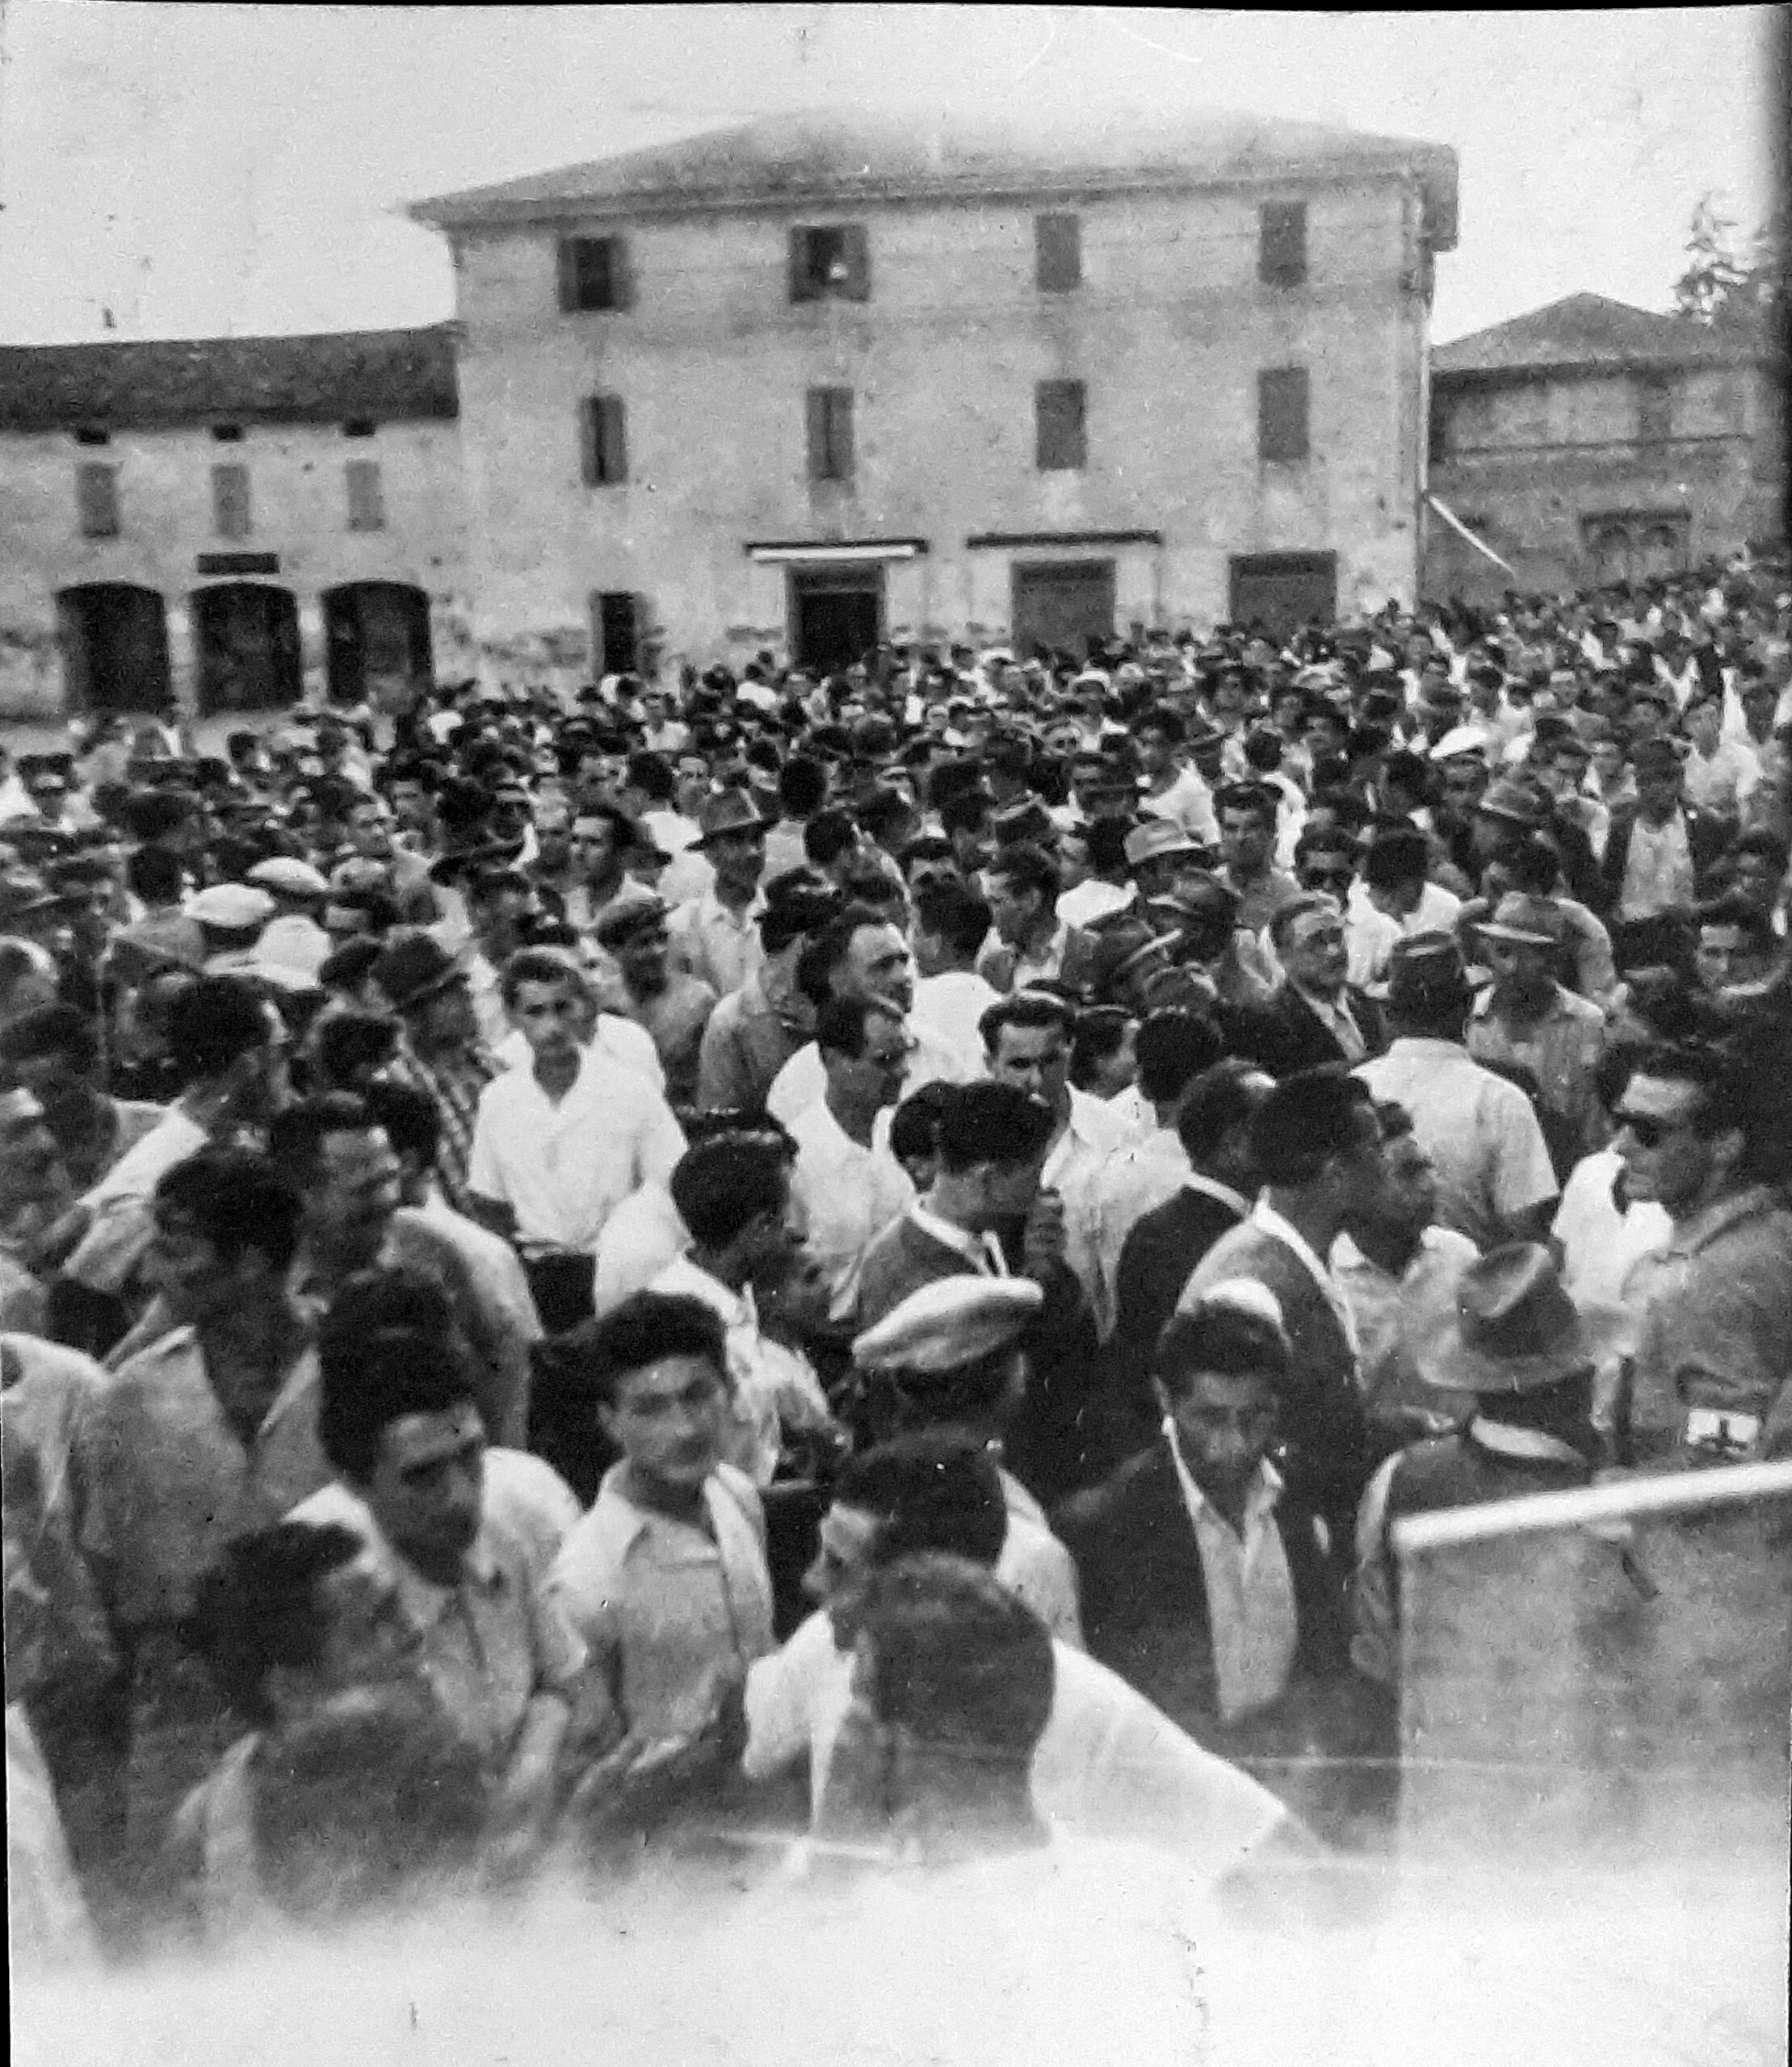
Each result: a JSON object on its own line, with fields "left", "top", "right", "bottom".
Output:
{"left": 1673, "top": 192, "right": 1783, "bottom": 334}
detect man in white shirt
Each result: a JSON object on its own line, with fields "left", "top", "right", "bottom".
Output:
{"left": 787, "top": 998, "right": 916, "bottom": 1324}
{"left": 1135, "top": 708, "right": 1221, "bottom": 847}
{"left": 909, "top": 877, "right": 1001, "bottom": 1071}
{"left": 1680, "top": 690, "right": 1759, "bottom": 820}
{"left": 466, "top": 949, "right": 684, "bottom": 1328}
{"left": 667, "top": 788, "right": 769, "bottom": 999}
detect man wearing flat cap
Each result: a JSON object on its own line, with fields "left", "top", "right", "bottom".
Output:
{"left": 850, "top": 1275, "right": 1081, "bottom": 1645}
{"left": 595, "top": 893, "right": 717, "bottom": 1109}
{"left": 1349, "top": 1242, "right": 1622, "bottom": 1691}
{"left": 373, "top": 929, "right": 499, "bottom": 1214}
{"left": 1600, "top": 737, "right": 1730, "bottom": 969}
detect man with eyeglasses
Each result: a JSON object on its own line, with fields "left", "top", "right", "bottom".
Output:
{"left": 1610, "top": 1041, "right": 1792, "bottom": 1469}
{"left": 1237, "top": 894, "right": 1386, "bottom": 1080}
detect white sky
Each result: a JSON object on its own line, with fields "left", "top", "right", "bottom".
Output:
{"left": 0, "top": 2, "right": 1777, "bottom": 347}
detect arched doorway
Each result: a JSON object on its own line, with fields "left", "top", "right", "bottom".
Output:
{"left": 322, "top": 582, "right": 434, "bottom": 709}
{"left": 191, "top": 584, "right": 301, "bottom": 715}
{"left": 55, "top": 584, "right": 172, "bottom": 713}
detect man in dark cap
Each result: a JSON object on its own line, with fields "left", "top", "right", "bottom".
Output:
{"left": 1600, "top": 737, "right": 1730, "bottom": 967}
{"left": 372, "top": 929, "right": 498, "bottom": 1214}
{"left": 695, "top": 869, "right": 840, "bottom": 1114}
{"left": 594, "top": 894, "right": 717, "bottom": 1108}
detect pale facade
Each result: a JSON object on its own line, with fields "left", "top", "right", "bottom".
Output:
{"left": 413, "top": 111, "right": 1458, "bottom": 683}
{"left": 0, "top": 329, "right": 465, "bottom": 720}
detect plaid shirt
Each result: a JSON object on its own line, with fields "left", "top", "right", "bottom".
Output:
{"left": 384, "top": 1035, "right": 500, "bottom": 1213}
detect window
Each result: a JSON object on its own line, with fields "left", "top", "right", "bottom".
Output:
{"left": 1035, "top": 213, "right": 1081, "bottom": 292}
{"left": 211, "top": 424, "right": 244, "bottom": 442}
{"left": 212, "top": 463, "right": 252, "bottom": 538}
{"left": 75, "top": 463, "right": 120, "bottom": 539}
{"left": 1257, "top": 367, "right": 1310, "bottom": 463}
{"left": 807, "top": 387, "right": 854, "bottom": 484}
{"left": 1259, "top": 202, "right": 1307, "bottom": 287}
{"left": 594, "top": 591, "right": 644, "bottom": 675}
{"left": 343, "top": 419, "right": 376, "bottom": 439}
{"left": 556, "top": 235, "right": 632, "bottom": 312}
{"left": 73, "top": 426, "right": 110, "bottom": 447}
{"left": 580, "top": 396, "right": 628, "bottom": 486}
{"left": 346, "top": 459, "right": 384, "bottom": 531}
{"left": 1035, "top": 380, "right": 1087, "bottom": 471}
{"left": 1428, "top": 399, "right": 1450, "bottom": 467}
{"left": 1636, "top": 376, "right": 1673, "bottom": 444}
{"left": 789, "top": 224, "right": 870, "bottom": 303}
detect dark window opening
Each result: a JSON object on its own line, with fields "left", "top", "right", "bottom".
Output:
{"left": 556, "top": 235, "right": 632, "bottom": 312}
{"left": 789, "top": 224, "right": 871, "bottom": 303}
{"left": 1036, "top": 214, "right": 1081, "bottom": 292}
{"left": 1637, "top": 377, "right": 1674, "bottom": 444}
{"left": 594, "top": 591, "right": 644, "bottom": 675}
{"left": 1428, "top": 400, "right": 1450, "bottom": 467}
{"left": 1036, "top": 380, "right": 1087, "bottom": 471}
{"left": 581, "top": 396, "right": 629, "bottom": 486}
{"left": 1259, "top": 202, "right": 1308, "bottom": 287}
{"left": 807, "top": 388, "right": 855, "bottom": 484}
{"left": 343, "top": 419, "right": 376, "bottom": 438}
{"left": 211, "top": 424, "right": 245, "bottom": 443}
{"left": 73, "top": 426, "right": 111, "bottom": 447}
{"left": 1258, "top": 367, "right": 1310, "bottom": 463}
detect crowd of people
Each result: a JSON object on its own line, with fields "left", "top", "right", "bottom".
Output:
{"left": 5, "top": 546, "right": 1791, "bottom": 1975}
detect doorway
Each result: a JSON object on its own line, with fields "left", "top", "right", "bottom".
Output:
{"left": 55, "top": 584, "right": 172, "bottom": 713}
{"left": 789, "top": 565, "right": 883, "bottom": 674}
{"left": 1011, "top": 560, "right": 1116, "bottom": 663}
{"left": 191, "top": 583, "right": 302, "bottom": 715}
{"left": 1228, "top": 551, "right": 1337, "bottom": 638}
{"left": 323, "top": 581, "right": 433, "bottom": 707}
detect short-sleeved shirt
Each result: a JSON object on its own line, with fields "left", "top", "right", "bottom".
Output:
{"left": 1355, "top": 1038, "right": 1559, "bottom": 1248}
{"left": 64, "top": 1108, "right": 209, "bottom": 1295}
{"left": 786, "top": 1097, "right": 916, "bottom": 1323}
{"left": 545, "top": 1461, "right": 774, "bottom": 1738}
{"left": 1467, "top": 985, "right": 1608, "bottom": 1159}
{"left": 468, "top": 1049, "right": 686, "bottom": 1253}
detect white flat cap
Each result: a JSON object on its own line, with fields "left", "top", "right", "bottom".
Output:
{"left": 851, "top": 1276, "right": 1043, "bottom": 1375}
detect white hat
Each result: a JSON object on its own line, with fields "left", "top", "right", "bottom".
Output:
{"left": 851, "top": 1277, "right": 1043, "bottom": 1375}
{"left": 247, "top": 857, "right": 330, "bottom": 899}
{"left": 1431, "top": 724, "right": 1491, "bottom": 763}
{"left": 187, "top": 883, "right": 276, "bottom": 932}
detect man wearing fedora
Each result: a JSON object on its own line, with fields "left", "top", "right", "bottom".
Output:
{"left": 371, "top": 929, "right": 499, "bottom": 1215}
{"left": 1349, "top": 1243, "right": 1620, "bottom": 1691}
{"left": 668, "top": 787, "right": 770, "bottom": 1000}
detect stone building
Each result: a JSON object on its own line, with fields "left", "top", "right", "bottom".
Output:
{"left": 0, "top": 328, "right": 464, "bottom": 719}
{"left": 409, "top": 108, "right": 1457, "bottom": 681}
{"left": 1424, "top": 292, "right": 1786, "bottom": 606}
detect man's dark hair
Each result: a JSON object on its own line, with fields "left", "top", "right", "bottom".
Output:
{"left": 857, "top": 787, "right": 912, "bottom": 844}
{"left": 360, "top": 1077, "right": 441, "bottom": 1169}
{"left": 985, "top": 842, "right": 1060, "bottom": 904}
{"left": 1363, "top": 825, "right": 1431, "bottom": 891}
{"left": 313, "top": 1010, "right": 398, "bottom": 1090}
{"left": 1084, "top": 815, "right": 1135, "bottom": 876}
{"left": 166, "top": 976, "right": 271, "bottom": 1085}
{"left": 317, "top": 936, "right": 384, "bottom": 997}
{"left": 1137, "top": 706, "right": 1184, "bottom": 744}
{"left": 0, "top": 1000, "right": 100, "bottom": 1074}
{"left": 624, "top": 750, "right": 677, "bottom": 803}
{"left": 837, "top": 1431, "right": 1009, "bottom": 1570}
{"left": 816, "top": 992, "right": 900, "bottom": 1061}
{"left": 125, "top": 844, "right": 184, "bottom": 905}
{"left": 889, "top": 1080, "right": 951, "bottom": 1164}
{"left": 154, "top": 1147, "right": 304, "bottom": 1275}
{"left": 858, "top": 1554, "right": 1055, "bottom": 1767}
{"left": 804, "top": 807, "right": 859, "bottom": 870}
{"left": 569, "top": 1290, "right": 728, "bottom": 1409}
{"left": 191, "top": 1521, "right": 367, "bottom": 1728}
{"left": 267, "top": 1091, "right": 383, "bottom": 1193}
{"left": 1249, "top": 1065, "right": 1376, "bottom": 1187}
{"left": 669, "top": 1133, "right": 791, "bottom": 1250}
{"left": 938, "top": 790, "right": 989, "bottom": 841}
{"left": 934, "top": 1081, "right": 1055, "bottom": 1172}
{"left": 979, "top": 990, "right": 1074, "bottom": 1056}
{"left": 1068, "top": 1004, "right": 1131, "bottom": 1092}
{"left": 1134, "top": 1007, "right": 1223, "bottom": 1108}
{"left": 1216, "top": 782, "right": 1278, "bottom": 830}
{"left": 499, "top": 946, "right": 585, "bottom": 1008}
{"left": 914, "top": 878, "right": 992, "bottom": 963}
{"left": 319, "top": 1299, "right": 477, "bottom": 1483}
{"left": 778, "top": 755, "right": 829, "bottom": 818}
{"left": 1154, "top": 1299, "right": 1290, "bottom": 1396}
{"left": 898, "top": 833, "right": 957, "bottom": 875}
{"left": 1175, "top": 1059, "right": 1269, "bottom": 1167}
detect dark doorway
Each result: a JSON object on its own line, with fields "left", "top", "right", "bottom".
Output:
{"left": 191, "top": 583, "right": 301, "bottom": 715}
{"left": 1011, "top": 560, "right": 1116, "bottom": 661}
{"left": 323, "top": 582, "right": 433, "bottom": 706}
{"left": 789, "top": 565, "right": 883, "bottom": 673}
{"left": 55, "top": 584, "right": 172, "bottom": 713}
{"left": 1228, "top": 551, "right": 1337, "bottom": 639}
{"left": 593, "top": 590, "right": 644, "bottom": 676}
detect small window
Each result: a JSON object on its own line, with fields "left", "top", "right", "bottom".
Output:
{"left": 346, "top": 459, "right": 384, "bottom": 531}
{"left": 343, "top": 419, "right": 376, "bottom": 439}
{"left": 556, "top": 234, "right": 632, "bottom": 313}
{"left": 76, "top": 463, "right": 120, "bottom": 539}
{"left": 594, "top": 591, "right": 644, "bottom": 675}
{"left": 789, "top": 224, "right": 871, "bottom": 304}
{"left": 212, "top": 462, "right": 252, "bottom": 538}
{"left": 1036, "top": 380, "right": 1087, "bottom": 471}
{"left": 1258, "top": 367, "right": 1310, "bottom": 463}
{"left": 73, "top": 426, "right": 111, "bottom": 447}
{"left": 211, "top": 424, "right": 245, "bottom": 443}
{"left": 1637, "top": 377, "right": 1673, "bottom": 444}
{"left": 1259, "top": 202, "right": 1307, "bottom": 287}
{"left": 1036, "top": 214, "right": 1081, "bottom": 292}
{"left": 580, "top": 396, "right": 629, "bottom": 486}
{"left": 807, "top": 387, "right": 854, "bottom": 484}
{"left": 1428, "top": 399, "right": 1450, "bottom": 467}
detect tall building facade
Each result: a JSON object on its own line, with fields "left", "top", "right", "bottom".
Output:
{"left": 410, "top": 109, "right": 1457, "bottom": 685}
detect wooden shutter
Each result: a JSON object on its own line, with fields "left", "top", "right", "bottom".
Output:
{"left": 839, "top": 224, "right": 871, "bottom": 302}
{"left": 1257, "top": 368, "right": 1310, "bottom": 463}
{"left": 1036, "top": 213, "right": 1081, "bottom": 291}
{"left": 212, "top": 462, "right": 251, "bottom": 537}
{"left": 599, "top": 396, "right": 628, "bottom": 483}
{"left": 610, "top": 233, "right": 636, "bottom": 312}
{"left": 346, "top": 459, "right": 384, "bottom": 530}
{"left": 75, "top": 463, "right": 119, "bottom": 538}
{"left": 790, "top": 227, "right": 820, "bottom": 303}
{"left": 579, "top": 398, "right": 601, "bottom": 484}
{"left": 1036, "top": 380, "right": 1086, "bottom": 470}
{"left": 1637, "top": 377, "right": 1673, "bottom": 443}
{"left": 808, "top": 388, "right": 853, "bottom": 481}
{"left": 1259, "top": 202, "right": 1307, "bottom": 287}
{"left": 556, "top": 237, "right": 580, "bottom": 312}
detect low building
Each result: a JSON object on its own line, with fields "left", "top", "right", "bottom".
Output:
{"left": 0, "top": 328, "right": 465, "bottom": 720}
{"left": 1424, "top": 292, "right": 1786, "bottom": 604}
{"left": 408, "top": 107, "right": 1457, "bottom": 682}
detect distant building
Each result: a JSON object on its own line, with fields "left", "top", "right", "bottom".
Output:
{"left": 408, "top": 108, "right": 1457, "bottom": 683}
{"left": 0, "top": 328, "right": 464, "bottom": 720}
{"left": 1424, "top": 292, "right": 1786, "bottom": 605}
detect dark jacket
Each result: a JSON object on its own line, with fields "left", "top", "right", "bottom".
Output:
{"left": 1231, "top": 982, "right": 1387, "bottom": 1081}
{"left": 1053, "top": 1438, "right": 1348, "bottom": 1751}
{"left": 1597, "top": 800, "right": 1731, "bottom": 916}
{"left": 1103, "top": 1183, "right": 1247, "bottom": 1463}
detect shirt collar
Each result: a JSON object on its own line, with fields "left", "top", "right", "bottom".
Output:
{"left": 1181, "top": 1171, "right": 1253, "bottom": 1218}
{"left": 1667, "top": 1182, "right": 1783, "bottom": 1258}
{"left": 1163, "top": 1416, "right": 1282, "bottom": 1528}
{"left": 908, "top": 1201, "right": 1005, "bottom": 1274}
{"left": 656, "top": 1250, "right": 753, "bottom": 1327}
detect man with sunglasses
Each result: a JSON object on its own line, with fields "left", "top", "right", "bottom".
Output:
{"left": 1611, "top": 1041, "right": 1792, "bottom": 1469}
